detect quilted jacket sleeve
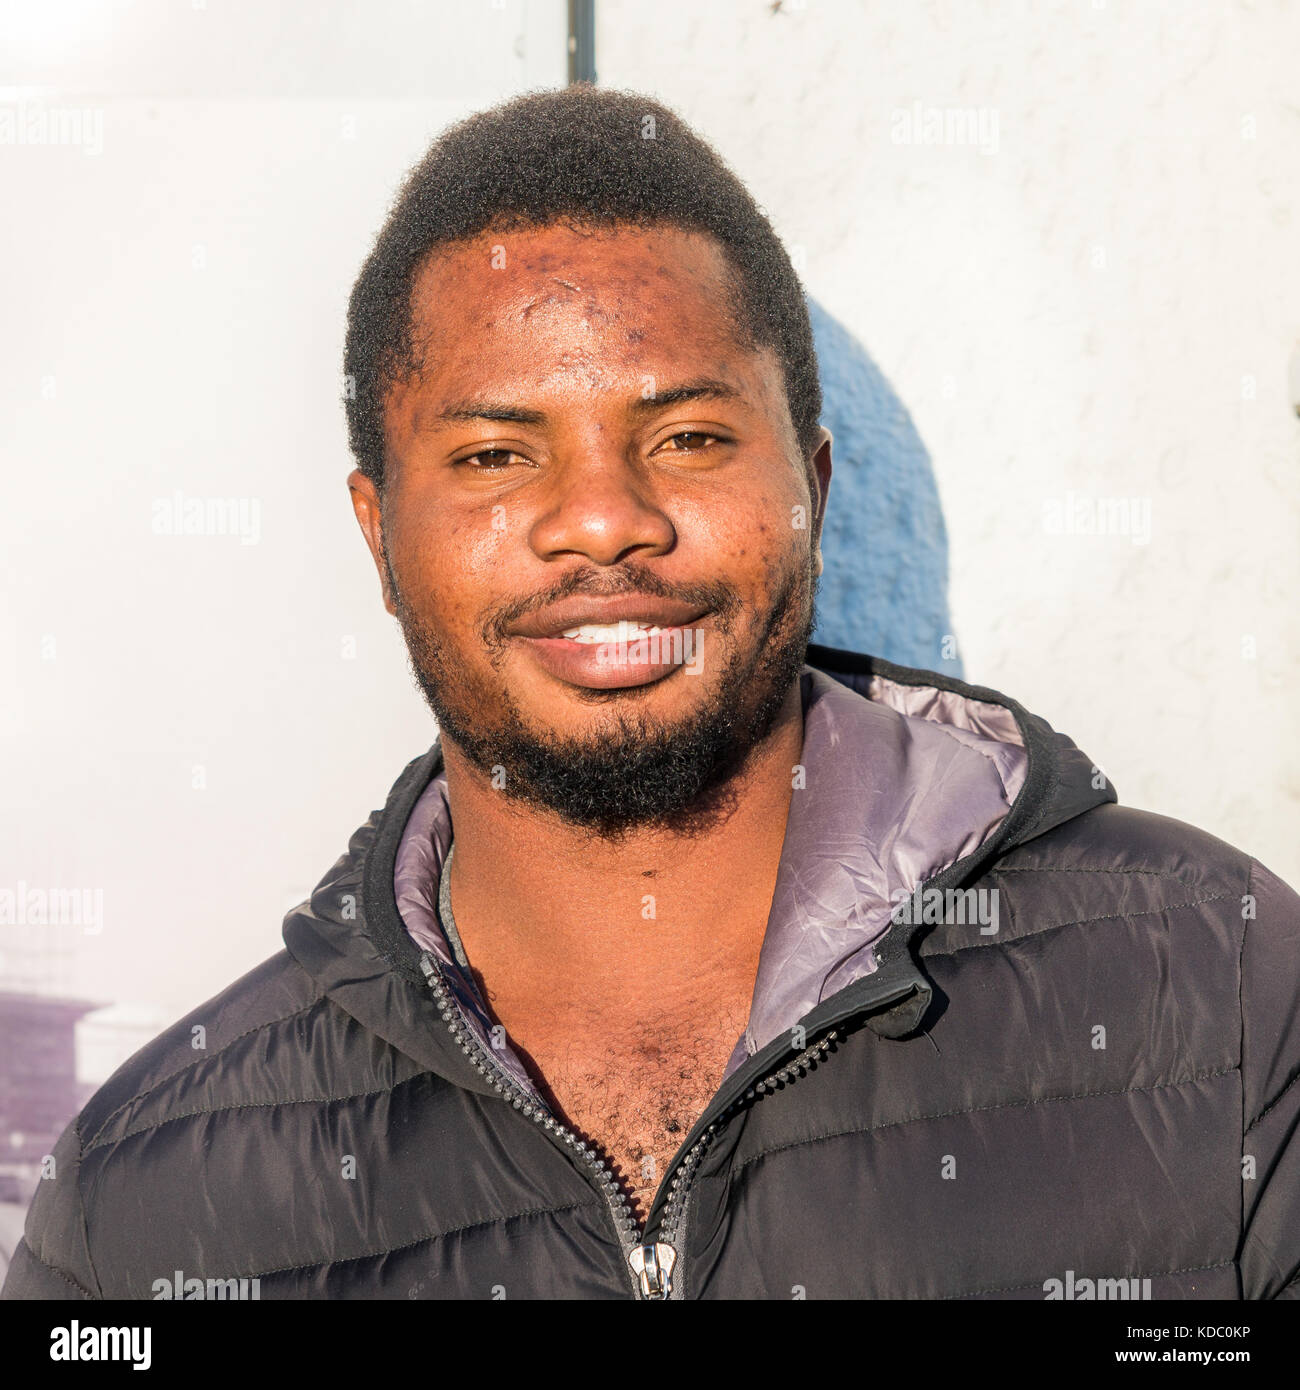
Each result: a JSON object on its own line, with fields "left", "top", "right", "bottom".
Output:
{"left": 1239, "top": 857, "right": 1300, "bottom": 1299}
{"left": 0, "top": 1116, "right": 99, "bottom": 1300}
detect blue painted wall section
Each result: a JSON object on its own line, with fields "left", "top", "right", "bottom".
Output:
{"left": 806, "top": 297, "right": 963, "bottom": 678}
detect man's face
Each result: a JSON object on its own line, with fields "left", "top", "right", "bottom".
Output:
{"left": 349, "top": 221, "right": 831, "bottom": 838}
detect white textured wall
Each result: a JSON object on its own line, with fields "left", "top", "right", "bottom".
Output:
{"left": 597, "top": 0, "right": 1300, "bottom": 885}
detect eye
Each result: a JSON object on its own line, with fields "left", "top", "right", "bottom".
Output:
{"left": 657, "top": 431, "right": 724, "bottom": 453}
{"left": 458, "top": 449, "right": 522, "bottom": 472}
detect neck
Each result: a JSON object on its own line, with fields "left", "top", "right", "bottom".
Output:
{"left": 438, "top": 679, "right": 805, "bottom": 1010}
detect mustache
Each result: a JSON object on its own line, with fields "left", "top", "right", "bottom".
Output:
{"left": 484, "top": 563, "right": 741, "bottom": 647}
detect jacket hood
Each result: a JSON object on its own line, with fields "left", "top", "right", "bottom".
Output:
{"left": 281, "top": 645, "right": 1116, "bottom": 1095}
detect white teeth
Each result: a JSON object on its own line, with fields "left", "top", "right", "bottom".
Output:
{"left": 560, "top": 620, "right": 669, "bottom": 644}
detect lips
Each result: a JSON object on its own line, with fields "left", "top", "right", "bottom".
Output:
{"left": 508, "top": 597, "right": 710, "bottom": 690}
{"left": 509, "top": 595, "right": 710, "bottom": 640}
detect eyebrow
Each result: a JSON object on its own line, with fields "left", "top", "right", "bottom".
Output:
{"left": 431, "top": 378, "right": 745, "bottom": 426}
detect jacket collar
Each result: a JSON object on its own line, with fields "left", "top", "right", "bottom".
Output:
{"left": 282, "top": 646, "right": 1113, "bottom": 1085}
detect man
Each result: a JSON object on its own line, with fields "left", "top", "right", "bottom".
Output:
{"left": 5, "top": 85, "right": 1298, "bottom": 1302}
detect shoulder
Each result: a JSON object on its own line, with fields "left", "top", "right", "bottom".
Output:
{"left": 920, "top": 802, "right": 1300, "bottom": 1040}
{"left": 7, "top": 949, "right": 426, "bottom": 1299}
{"left": 927, "top": 801, "right": 1300, "bottom": 1118}
{"left": 76, "top": 949, "right": 330, "bottom": 1153}
{"left": 951, "top": 803, "right": 1263, "bottom": 954}
{"left": 988, "top": 804, "right": 1300, "bottom": 985}
{"left": 77, "top": 943, "right": 437, "bottom": 1158}
{"left": 6, "top": 950, "right": 317, "bottom": 1297}
{"left": 993, "top": 801, "right": 1257, "bottom": 898}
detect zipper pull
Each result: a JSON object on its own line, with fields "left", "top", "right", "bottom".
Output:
{"left": 629, "top": 1241, "right": 677, "bottom": 1299}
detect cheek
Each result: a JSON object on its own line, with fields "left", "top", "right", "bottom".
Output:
{"left": 389, "top": 504, "right": 504, "bottom": 630}
{"left": 683, "top": 485, "right": 806, "bottom": 590}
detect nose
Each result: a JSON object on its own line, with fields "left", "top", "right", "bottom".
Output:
{"left": 527, "top": 450, "right": 676, "bottom": 567}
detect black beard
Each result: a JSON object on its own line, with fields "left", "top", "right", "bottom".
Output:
{"left": 386, "top": 554, "right": 818, "bottom": 841}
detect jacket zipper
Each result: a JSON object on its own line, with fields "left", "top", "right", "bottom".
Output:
{"left": 417, "top": 953, "right": 644, "bottom": 1294}
{"left": 418, "top": 949, "right": 840, "bottom": 1301}
{"left": 639, "top": 1025, "right": 841, "bottom": 1299}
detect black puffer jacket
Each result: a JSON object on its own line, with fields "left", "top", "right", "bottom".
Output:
{"left": 5, "top": 647, "right": 1299, "bottom": 1300}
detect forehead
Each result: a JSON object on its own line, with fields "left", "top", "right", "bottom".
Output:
{"left": 403, "top": 222, "right": 762, "bottom": 394}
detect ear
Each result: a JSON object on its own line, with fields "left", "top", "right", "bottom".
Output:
{"left": 347, "top": 469, "right": 397, "bottom": 615}
{"left": 809, "top": 427, "right": 832, "bottom": 577}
